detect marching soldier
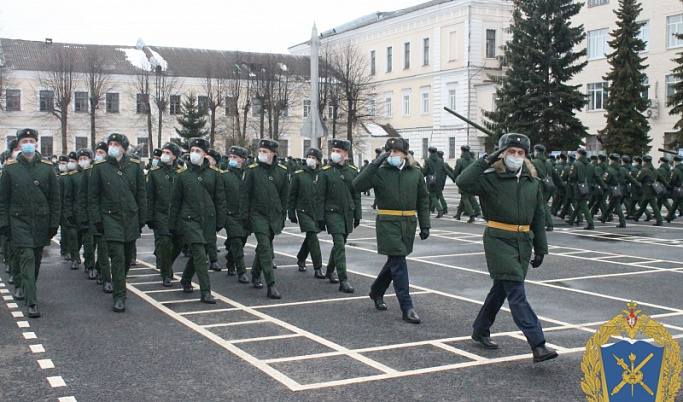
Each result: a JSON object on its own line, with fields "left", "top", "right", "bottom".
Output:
{"left": 567, "top": 149, "right": 596, "bottom": 230}
{"left": 353, "top": 138, "right": 430, "bottom": 324}
{"left": 453, "top": 145, "right": 477, "bottom": 223}
{"left": 657, "top": 157, "right": 673, "bottom": 215}
{"left": 69, "top": 149, "right": 96, "bottom": 277}
{"left": 437, "top": 150, "right": 455, "bottom": 214}
{"left": 423, "top": 146, "right": 445, "bottom": 218}
{"left": 146, "top": 142, "right": 184, "bottom": 287}
{"left": 0, "top": 128, "right": 60, "bottom": 318}
{"left": 57, "top": 155, "right": 71, "bottom": 260}
{"left": 206, "top": 148, "right": 223, "bottom": 272}
{"left": 240, "top": 138, "right": 288, "bottom": 299}
{"left": 632, "top": 155, "right": 664, "bottom": 225}
{"left": 88, "top": 133, "right": 147, "bottom": 312}
{"left": 531, "top": 144, "right": 556, "bottom": 231}
{"left": 222, "top": 146, "right": 250, "bottom": 283}
{"left": 316, "top": 139, "right": 361, "bottom": 294}
{"left": 64, "top": 152, "right": 81, "bottom": 269}
{"left": 288, "top": 147, "right": 325, "bottom": 278}
{"left": 600, "top": 154, "right": 629, "bottom": 228}
{"left": 589, "top": 155, "right": 609, "bottom": 219}
{"left": 665, "top": 155, "right": 683, "bottom": 223}
{"left": 550, "top": 154, "right": 567, "bottom": 216}
{"left": 90, "top": 142, "right": 110, "bottom": 286}
{"left": 456, "top": 133, "right": 556, "bottom": 363}
{"left": 169, "top": 138, "right": 225, "bottom": 304}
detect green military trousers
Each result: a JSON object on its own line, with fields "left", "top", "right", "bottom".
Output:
{"left": 225, "top": 236, "right": 247, "bottom": 274}
{"left": 107, "top": 241, "right": 135, "bottom": 302}
{"left": 252, "top": 231, "right": 275, "bottom": 286}
{"left": 296, "top": 232, "right": 323, "bottom": 269}
{"left": 17, "top": 247, "right": 43, "bottom": 307}
{"left": 327, "top": 233, "right": 349, "bottom": 281}
{"left": 154, "top": 231, "right": 184, "bottom": 279}
{"left": 94, "top": 235, "right": 110, "bottom": 281}
{"left": 181, "top": 243, "right": 211, "bottom": 296}
{"left": 78, "top": 229, "right": 96, "bottom": 269}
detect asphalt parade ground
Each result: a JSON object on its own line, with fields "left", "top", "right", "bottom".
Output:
{"left": 1, "top": 182, "right": 683, "bottom": 401}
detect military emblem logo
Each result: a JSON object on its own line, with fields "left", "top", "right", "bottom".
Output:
{"left": 581, "top": 302, "right": 682, "bottom": 401}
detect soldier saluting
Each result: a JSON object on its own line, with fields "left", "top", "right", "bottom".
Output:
{"left": 0, "top": 128, "right": 60, "bottom": 318}
{"left": 456, "top": 133, "right": 557, "bottom": 363}
{"left": 353, "top": 138, "right": 430, "bottom": 324}
{"left": 88, "top": 133, "right": 147, "bottom": 313}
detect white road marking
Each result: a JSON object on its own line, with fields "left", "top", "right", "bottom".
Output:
{"left": 17, "top": 321, "right": 30, "bottom": 328}
{"left": 251, "top": 291, "right": 431, "bottom": 310}
{"left": 37, "top": 359, "right": 54, "bottom": 369}
{"left": 12, "top": 311, "right": 24, "bottom": 318}
{"left": 58, "top": 397, "right": 78, "bottom": 402}
{"left": 0, "top": 288, "right": 9, "bottom": 294}
{"left": 46, "top": 376, "right": 66, "bottom": 387}
{"left": 23, "top": 332, "right": 37, "bottom": 339}
{"left": 3, "top": 295, "right": 14, "bottom": 301}
{"left": 177, "top": 307, "right": 241, "bottom": 316}
{"left": 30, "top": 344, "right": 45, "bottom": 353}
{"left": 7, "top": 302, "right": 18, "bottom": 308}
{"left": 200, "top": 319, "right": 266, "bottom": 329}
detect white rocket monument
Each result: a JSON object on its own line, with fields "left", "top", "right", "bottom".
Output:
{"left": 301, "top": 23, "right": 326, "bottom": 141}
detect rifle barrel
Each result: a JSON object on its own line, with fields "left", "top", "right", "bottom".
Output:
{"left": 443, "top": 107, "right": 493, "bottom": 137}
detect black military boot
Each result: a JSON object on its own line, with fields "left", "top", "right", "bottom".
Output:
{"left": 87, "top": 268, "right": 97, "bottom": 280}
{"left": 454, "top": 213, "right": 461, "bottom": 220}
{"left": 532, "top": 343, "right": 558, "bottom": 363}
{"left": 237, "top": 273, "right": 249, "bottom": 284}
{"left": 70, "top": 259, "right": 79, "bottom": 270}
{"left": 442, "top": 207, "right": 448, "bottom": 215}
{"left": 402, "top": 309, "right": 421, "bottom": 324}
{"left": 252, "top": 276, "right": 263, "bottom": 289}
{"left": 325, "top": 270, "right": 339, "bottom": 283}
{"left": 226, "top": 260, "right": 236, "bottom": 276}
{"left": 435, "top": 210, "right": 443, "bottom": 219}
{"left": 27, "top": 305, "right": 41, "bottom": 318}
{"left": 467, "top": 215, "right": 476, "bottom": 223}
{"left": 102, "top": 281, "right": 113, "bottom": 293}
{"left": 209, "top": 261, "right": 222, "bottom": 272}
{"left": 200, "top": 293, "right": 216, "bottom": 304}
{"left": 267, "top": 283, "right": 281, "bottom": 299}
{"left": 7, "top": 275, "right": 13, "bottom": 285}
{"left": 471, "top": 331, "right": 499, "bottom": 349}
{"left": 369, "top": 292, "right": 387, "bottom": 310}
{"left": 13, "top": 287, "right": 25, "bottom": 301}
{"left": 297, "top": 260, "right": 307, "bottom": 272}
{"left": 339, "top": 280, "right": 354, "bottom": 293}
{"left": 314, "top": 268, "right": 325, "bottom": 279}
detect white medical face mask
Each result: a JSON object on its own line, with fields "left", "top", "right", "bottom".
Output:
{"left": 67, "top": 161, "right": 77, "bottom": 171}
{"left": 258, "top": 153, "right": 270, "bottom": 163}
{"left": 504, "top": 155, "right": 524, "bottom": 171}
{"left": 306, "top": 157, "right": 317, "bottom": 168}
{"left": 190, "top": 152, "right": 203, "bottom": 165}
{"left": 330, "top": 152, "right": 342, "bottom": 163}
{"left": 78, "top": 160, "right": 90, "bottom": 169}
{"left": 58, "top": 164, "right": 67, "bottom": 172}
{"left": 160, "top": 154, "right": 172, "bottom": 164}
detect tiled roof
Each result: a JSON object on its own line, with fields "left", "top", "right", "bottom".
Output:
{"left": 0, "top": 38, "right": 310, "bottom": 78}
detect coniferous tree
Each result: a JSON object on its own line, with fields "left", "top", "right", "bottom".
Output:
{"left": 668, "top": 33, "right": 683, "bottom": 149}
{"left": 172, "top": 93, "right": 208, "bottom": 152}
{"left": 598, "top": 0, "right": 650, "bottom": 156}
{"left": 484, "top": 0, "right": 588, "bottom": 151}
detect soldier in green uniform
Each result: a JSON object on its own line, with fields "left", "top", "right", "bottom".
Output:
{"left": 240, "top": 138, "right": 288, "bottom": 299}
{"left": 88, "top": 133, "right": 147, "bottom": 312}
{"left": 531, "top": 144, "right": 557, "bottom": 231}
{"left": 288, "top": 147, "right": 325, "bottom": 278}
{"left": 437, "top": 150, "right": 454, "bottom": 214}
{"left": 169, "top": 138, "right": 225, "bottom": 304}
{"left": 70, "top": 149, "right": 96, "bottom": 278}
{"left": 656, "top": 157, "right": 673, "bottom": 215}
{"left": 550, "top": 154, "right": 567, "bottom": 216}
{"left": 590, "top": 155, "right": 610, "bottom": 219}
{"left": 665, "top": 155, "right": 683, "bottom": 223}
{"left": 222, "top": 146, "right": 250, "bottom": 283}
{"left": 456, "top": 133, "right": 556, "bottom": 363}
{"left": 632, "top": 155, "right": 664, "bottom": 225}
{"left": 146, "top": 142, "right": 183, "bottom": 287}
{"left": 600, "top": 154, "right": 629, "bottom": 228}
{"left": 353, "top": 138, "right": 430, "bottom": 324}
{"left": 567, "top": 149, "right": 596, "bottom": 230}
{"left": 90, "top": 142, "right": 110, "bottom": 286}
{"left": 627, "top": 156, "right": 652, "bottom": 220}
{"left": 206, "top": 148, "right": 223, "bottom": 272}
{"left": 0, "top": 129, "right": 60, "bottom": 318}
{"left": 453, "top": 145, "right": 477, "bottom": 223}
{"left": 57, "top": 155, "right": 71, "bottom": 260}
{"left": 423, "top": 146, "right": 445, "bottom": 218}
{"left": 316, "top": 139, "right": 361, "bottom": 294}
{"left": 63, "top": 151, "right": 81, "bottom": 269}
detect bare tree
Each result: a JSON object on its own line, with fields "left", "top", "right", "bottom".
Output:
{"left": 319, "top": 45, "right": 345, "bottom": 143}
{"left": 0, "top": 64, "right": 9, "bottom": 113}
{"left": 83, "top": 47, "right": 112, "bottom": 148}
{"left": 154, "top": 66, "right": 180, "bottom": 148}
{"left": 224, "top": 56, "right": 248, "bottom": 148}
{"left": 37, "top": 45, "right": 80, "bottom": 154}
{"left": 202, "top": 61, "right": 227, "bottom": 145}
{"left": 131, "top": 67, "right": 153, "bottom": 152}
{"left": 327, "top": 42, "right": 377, "bottom": 148}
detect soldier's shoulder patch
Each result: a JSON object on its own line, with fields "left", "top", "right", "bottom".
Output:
{"left": 248, "top": 163, "right": 259, "bottom": 169}
{"left": 176, "top": 167, "right": 187, "bottom": 174}
{"left": 40, "top": 159, "right": 53, "bottom": 166}
{"left": 210, "top": 166, "right": 222, "bottom": 173}
{"left": 149, "top": 166, "right": 160, "bottom": 171}
{"left": 130, "top": 158, "right": 140, "bottom": 164}
{"left": 278, "top": 164, "right": 287, "bottom": 170}
{"left": 322, "top": 165, "right": 331, "bottom": 170}
{"left": 69, "top": 170, "right": 78, "bottom": 175}
{"left": 349, "top": 165, "right": 358, "bottom": 171}
{"left": 5, "top": 160, "right": 17, "bottom": 166}
{"left": 294, "top": 169, "right": 304, "bottom": 174}
{"left": 94, "top": 159, "right": 107, "bottom": 165}
{"left": 83, "top": 165, "right": 92, "bottom": 170}
{"left": 60, "top": 172, "right": 69, "bottom": 176}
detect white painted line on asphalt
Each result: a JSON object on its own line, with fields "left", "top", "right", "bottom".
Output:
{"left": 7, "top": 302, "right": 18, "bottom": 309}
{"left": 431, "top": 341, "right": 488, "bottom": 362}
{"left": 251, "top": 291, "right": 431, "bottom": 310}
{"left": 228, "top": 334, "right": 303, "bottom": 344}
{"left": 3, "top": 295, "right": 13, "bottom": 300}
{"left": 30, "top": 344, "right": 45, "bottom": 353}
{"left": 58, "top": 397, "right": 78, "bottom": 402}
{"left": 37, "top": 359, "right": 54, "bottom": 369}
{"left": 143, "top": 288, "right": 184, "bottom": 294}
{"left": 23, "top": 332, "right": 37, "bottom": 339}
{"left": 126, "top": 273, "right": 161, "bottom": 278}
{"left": 201, "top": 319, "right": 266, "bottom": 329}
{"left": 0, "top": 282, "right": 5, "bottom": 287}
{"left": 158, "top": 299, "right": 198, "bottom": 304}
{"left": 17, "top": 321, "right": 30, "bottom": 328}
{"left": 177, "top": 307, "right": 241, "bottom": 316}
{"left": 0, "top": 288, "right": 9, "bottom": 294}
{"left": 262, "top": 351, "right": 344, "bottom": 364}
{"left": 46, "top": 376, "right": 66, "bottom": 387}
{"left": 12, "top": 311, "right": 24, "bottom": 318}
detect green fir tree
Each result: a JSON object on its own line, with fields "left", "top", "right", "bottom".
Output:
{"left": 484, "top": 0, "right": 588, "bottom": 151}
{"left": 597, "top": 0, "right": 650, "bottom": 156}
{"left": 172, "top": 92, "right": 208, "bottom": 152}
{"left": 668, "top": 32, "right": 683, "bottom": 149}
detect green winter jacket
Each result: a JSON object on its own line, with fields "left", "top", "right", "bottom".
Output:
{"left": 146, "top": 162, "right": 178, "bottom": 235}
{"left": 353, "top": 158, "right": 430, "bottom": 256}
{"left": 239, "top": 160, "right": 289, "bottom": 235}
{"left": 315, "top": 162, "right": 361, "bottom": 235}
{"left": 288, "top": 167, "right": 322, "bottom": 233}
{"left": 0, "top": 153, "right": 61, "bottom": 248}
{"left": 222, "top": 166, "right": 249, "bottom": 238}
{"left": 456, "top": 158, "right": 548, "bottom": 281}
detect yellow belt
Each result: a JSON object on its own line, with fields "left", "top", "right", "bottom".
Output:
{"left": 378, "top": 209, "right": 416, "bottom": 216}
{"left": 488, "top": 220, "right": 530, "bottom": 232}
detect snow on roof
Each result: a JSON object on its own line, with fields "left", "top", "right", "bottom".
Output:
{"left": 117, "top": 47, "right": 168, "bottom": 71}
{"left": 365, "top": 123, "right": 389, "bottom": 137}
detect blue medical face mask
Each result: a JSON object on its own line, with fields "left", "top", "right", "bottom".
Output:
{"left": 387, "top": 155, "right": 402, "bottom": 167}
{"left": 94, "top": 155, "right": 104, "bottom": 162}
{"left": 108, "top": 146, "right": 120, "bottom": 158}
{"left": 21, "top": 143, "right": 36, "bottom": 155}
{"left": 228, "top": 160, "right": 239, "bottom": 168}
{"left": 151, "top": 159, "right": 159, "bottom": 167}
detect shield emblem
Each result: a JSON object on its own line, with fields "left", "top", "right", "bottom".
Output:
{"left": 600, "top": 340, "right": 664, "bottom": 401}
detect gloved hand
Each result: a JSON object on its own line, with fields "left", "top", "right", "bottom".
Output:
{"left": 95, "top": 222, "right": 104, "bottom": 234}
{"left": 290, "top": 215, "right": 298, "bottom": 224}
{"left": 67, "top": 216, "right": 76, "bottom": 225}
{"left": 419, "top": 228, "right": 430, "bottom": 240}
{"left": 242, "top": 219, "right": 251, "bottom": 231}
{"left": 0, "top": 226, "right": 10, "bottom": 238}
{"left": 530, "top": 254, "right": 544, "bottom": 268}
{"left": 147, "top": 221, "right": 156, "bottom": 230}
{"left": 353, "top": 218, "right": 360, "bottom": 228}
{"left": 372, "top": 151, "right": 390, "bottom": 167}
{"left": 49, "top": 227, "right": 58, "bottom": 239}
{"left": 317, "top": 221, "right": 326, "bottom": 231}
{"left": 486, "top": 146, "right": 507, "bottom": 165}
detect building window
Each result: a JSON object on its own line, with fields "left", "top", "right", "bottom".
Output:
{"left": 106, "top": 93, "right": 119, "bottom": 113}
{"left": 422, "top": 138, "right": 429, "bottom": 159}
{"left": 448, "top": 31, "right": 458, "bottom": 61}
{"left": 75, "top": 136, "right": 88, "bottom": 150}
{"left": 279, "top": 97, "right": 289, "bottom": 117}
{"left": 587, "top": 82, "right": 608, "bottom": 111}
{"left": 326, "top": 103, "right": 335, "bottom": 120}
{"left": 404, "top": 42, "right": 411, "bottom": 69}
{"left": 423, "top": 38, "right": 430, "bottom": 66}
{"left": 224, "top": 96, "right": 233, "bottom": 116}
{"left": 136, "top": 93, "right": 148, "bottom": 114}
{"left": 40, "top": 136, "right": 53, "bottom": 156}
{"left": 303, "top": 139, "right": 311, "bottom": 151}
{"left": 302, "top": 99, "right": 311, "bottom": 117}
{"left": 449, "top": 137, "right": 456, "bottom": 159}
{"left": 641, "top": 77, "right": 649, "bottom": 101}
{"left": 384, "top": 95, "right": 392, "bottom": 118}
{"left": 369, "top": 96, "right": 376, "bottom": 117}
{"left": 276, "top": 139, "right": 288, "bottom": 158}
{"left": 588, "top": 28, "right": 609, "bottom": 60}
{"left": 251, "top": 98, "right": 262, "bottom": 116}
{"left": 588, "top": 0, "right": 609, "bottom": 6}
{"left": 370, "top": 50, "right": 376, "bottom": 75}
{"left": 386, "top": 46, "right": 393, "bottom": 73}
{"left": 5, "top": 89, "right": 20, "bottom": 111}
{"left": 402, "top": 93, "right": 410, "bottom": 116}
{"left": 667, "top": 75, "right": 682, "bottom": 104}
{"left": 448, "top": 89, "right": 457, "bottom": 110}
{"left": 668, "top": 14, "right": 683, "bottom": 48}
{"left": 74, "top": 91, "right": 88, "bottom": 113}
{"left": 197, "top": 95, "right": 209, "bottom": 114}
{"left": 39, "top": 90, "right": 54, "bottom": 112}
{"left": 485, "top": 29, "right": 496, "bottom": 58}
{"left": 637, "top": 20, "right": 650, "bottom": 52}
{"left": 169, "top": 95, "right": 181, "bottom": 115}
{"left": 137, "top": 137, "right": 149, "bottom": 158}
{"left": 421, "top": 91, "right": 429, "bottom": 115}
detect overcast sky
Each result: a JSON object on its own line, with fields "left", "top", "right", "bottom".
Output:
{"left": 0, "top": 0, "right": 424, "bottom": 54}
